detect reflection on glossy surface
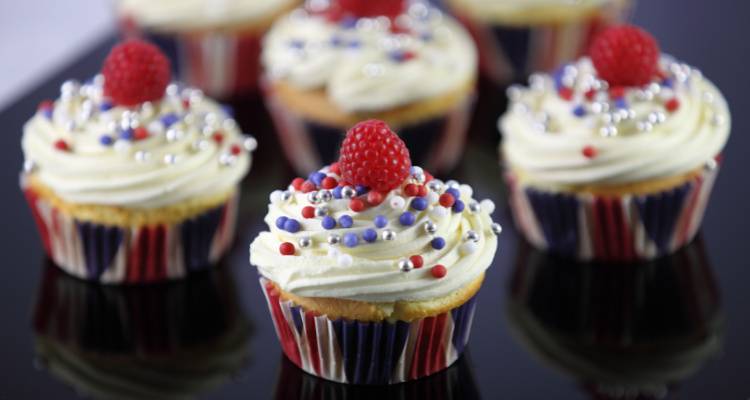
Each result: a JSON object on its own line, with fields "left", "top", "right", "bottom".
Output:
{"left": 32, "top": 259, "right": 252, "bottom": 400}
{"left": 507, "top": 238, "right": 723, "bottom": 399}
{"left": 273, "top": 352, "right": 481, "bottom": 400}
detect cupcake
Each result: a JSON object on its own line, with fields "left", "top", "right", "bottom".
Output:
{"left": 446, "top": 0, "right": 632, "bottom": 86}
{"left": 250, "top": 120, "right": 501, "bottom": 384}
{"left": 117, "top": 0, "right": 299, "bottom": 98}
{"left": 20, "top": 40, "right": 256, "bottom": 284}
{"left": 500, "top": 25, "right": 730, "bottom": 261}
{"left": 261, "top": 0, "right": 477, "bottom": 174}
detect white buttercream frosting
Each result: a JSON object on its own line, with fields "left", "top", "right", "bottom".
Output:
{"left": 261, "top": 1, "right": 477, "bottom": 112}
{"left": 249, "top": 168, "right": 499, "bottom": 303}
{"left": 118, "top": 0, "right": 297, "bottom": 30}
{"left": 500, "top": 56, "right": 731, "bottom": 188}
{"left": 22, "top": 77, "right": 254, "bottom": 209}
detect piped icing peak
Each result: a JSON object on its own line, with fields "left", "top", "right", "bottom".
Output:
{"left": 500, "top": 26, "right": 730, "bottom": 188}
{"left": 21, "top": 41, "right": 256, "bottom": 209}
{"left": 250, "top": 120, "right": 500, "bottom": 303}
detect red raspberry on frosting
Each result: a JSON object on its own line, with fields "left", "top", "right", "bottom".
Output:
{"left": 338, "top": 120, "right": 411, "bottom": 193}
{"left": 589, "top": 25, "right": 660, "bottom": 87}
{"left": 102, "top": 40, "right": 171, "bottom": 106}
{"left": 326, "top": 0, "right": 405, "bottom": 20}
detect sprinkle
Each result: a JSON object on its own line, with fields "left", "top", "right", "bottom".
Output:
{"left": 99, "top": 135, "right": 113, "bottom": 146}
{"left": 390, "top": 196, "right": 405, "bottom": 209}
{"left": 446, "top": 188, "right": 461, "bottom": 200}
{"left": 362, "top": 229, "right": 378, "bottom": 243}
{"left": 350, "top": 198, "right": 365, "bottom": 212}
{"left": 558, "top": 87, "right": 573, "bottom": 101}
{"left": 279, "top": 242, "right": 295, "bottom": 256}
{"left": 417, "top": 185, "right": 427, "bottom": 197}
{"left": 382, "top": 229, "right": 396, "bottom": 241}
{"left": 332, "top": 186, "right": 343, "bottom": 199}
{"left": 665, "top": 98, "right": 680, "bottom": 112}
{"left": 398, "top": 259, "right": 414, "bottom": 272}
{"left": 389, "top": 50, "right": 416, "bottom": 63}
{"left": 431, "top": 265, "right": 447, "bottom": 278}
{"left": 53, "top": 139, "right": 69, "bottom": 151}
{"left": 302, "top": 206, "right": 315, "bottom": 219}
{"left": 582, "top": 145, "right": 598, "bottom": 159}
{"left": 572, "top": 105, "right": 586, "bottom": 117}
{"left": 439, "top": 193, "right": 455, "bottom": 207}
{"left": 343, "top": 233, "right": 359, "bottom": 248}
{"left": 584, "top": 89, "right": 596, "bottom": 101}
{"left": 615, "top": 98, "right": 629, "bottom": 109}
{"left": 480, "top": 199, "right": 496, "bottom": 214}
{"left": 355, "top": 185, "right": 368, "bottom": 196}
{"left": 452, "top": 200, "right": 465, "bottom": 213}
{"left": 291, "top": 177, "right": 305, "bottom": 191}
{"left": 460, "top": 241, "right": 478, "bottom": 255}
{"left": 662, "top": 78, "right": 674, "bottom": 88}
{"left": 99, "top": 101, "right": 113, "bottom": 112}
{"left": 322, "top": 216, "right": 336, "bottom": 230}
{"left": 134, "top": 127, "right": 149, "bottom": 140}
{"left": 119, "top": 128, "right": 134, "bottom": 140}
{"left": 430, "top": 206, "right": 448, "bottom": 219}
{"left": 404, "top": 184, "right": 419, "bottom": 197}
{"left": 321, "top": 177, "right": 338, "bottom": 189}
{"left": 609, "top": 86, "right": 625, "bottom": 99}
{"left": 230, "top": 144, "right": 242, "bottom": 155}
{"left": 301, "top": 181, "right": 316, "bottom": 193}
{"left": 374, "top": 215, "right": 388, "bottom": 228}
{"left": 338, "top": 254, "right": 353, "bottom": 267}
{"left": 338, "top": 215, "right": 353, "bottom": 228}
{"left": 367, "top": 191, "right": 384, "bottom": 205}
{"left": 330, "top": 162, "right": 341, "bottom": 175}
{"left": 270, "top": 191, "right": 284, "bottom": 204}
{"left": 411, "top": 197, "right": 428, "bottom": 211}
{"left": 410, "top": 255, "right": 424, "bottom": 268}
{"left": 283, "top": 218, "right": 301, "bottom": 233}
{"left": 399, "top": 211, "right": 416, "bottom": 226}
{"left": 160, "top": 113, "right": 179, "bottom": 127}
{"left": 431, "top": 237, "right": 446, "bottom": 250}
{"left": 310, "top": 172, "right": 326, "bottom": 186}
{"left": 342, "top": 186, "right": 357, "bottom": 199}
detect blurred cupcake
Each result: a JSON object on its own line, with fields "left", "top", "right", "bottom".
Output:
{"left": 250, "top": 120, "right": 501, "bottom": 384}
{"left": 261, "top": 0, "right": 477, "bottom": 174}
{"left": 507, "top": 238, "right": 723, "bottom": 399}
{"left": 33, "top": 260, "right": 251, "bottom": 399}
{"left": 20, "top": 40, "right": 256, "bottom": 284}
{"left": 446, "top": 0, "right": 631, "bottom": 86}
{"left": 500, "top": 25, "right": 730, "bottom": 261}
{"left": 117, "top": 0, "right": 298, "bottom": 99}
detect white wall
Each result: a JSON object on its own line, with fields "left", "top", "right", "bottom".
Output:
{"left": 0, "top": 0, "right": 113, "bottom": 109}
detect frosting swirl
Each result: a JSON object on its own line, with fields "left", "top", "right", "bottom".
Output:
{"left": 261, "top": 2, "right": 476, "bottom": 112}
{"left": 22, "top": 77, "right": 254, "bottom": 209}
{"left": 500, "top": 56, "right": 730, "bottom": 189}
{"left": 249, "top": 167, "right": 499, "bottom": 303}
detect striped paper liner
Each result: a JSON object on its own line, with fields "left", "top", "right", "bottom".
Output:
{"left": 453, "top": 0, "right": 631, "bottom": 85}
{"left": 120, "top": 17, "right": 263, "bottom": 99}
{"left": 260, "top": 277, "right": 478, "bottom": 385}
{"left": 506, "top": 165, "right": 719, "bottom": 262}
{"left": 22, "top": 182, "right": 239, "bottom": 284}
{"left": 262, "top": 78, "right": 475, "bottom": 175}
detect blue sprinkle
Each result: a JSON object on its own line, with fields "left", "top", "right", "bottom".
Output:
{"left": 431, "top": 237, "right": 446, "bottom": 250}
{"left": 373, "top": 215, "right": 388, "bottom": 228}
{"left": 420, "top": 32, "right": 433, "bottom": 42}
{"left": 330, "top": 36, "right": 344, "bottom": 47}
{"left": 662, "top": 78, "right": 674, "bottom": 88}
{"left": 362, "top": 229, "right": 377, "bottom": 243}
{"left": 161, "top": 113, "right": 179, "bottom": 127}
{"left": 310, "top": 172, "right": 326, "bottom": 187}
{"left": 615, "top": 98, "right": 628, "bottom": 109}
{"left": 411, "top": 197, "right": 428, "bottom": 211}
{"left": 119, "top": 128, "right": 134, "bottom": 140}
{"left": 288, "top": 39, "right": 305, "bottom": 49}
{"left": 553, "top": 65, "right": 567, "bottom": 90}
{"left": 355, "top": 185, "right": 368, "bottom": 196}
{"left": 99, "top": 135, "right": 113, "bottom": 146}
{"left": 338, "top": 215, "right": 353, "bottom": 228}
{"left": 389, "top": 50, "right": 406, "bottom": 62}
{"left": 453, "top": 200, "right": 465, "bottom": 213}
{"left": 41, "top": 109, "right": 53, "bottom": 119}
{"left": 221, "top": 104, "right": 234, "bottom": 117}
{"left": 347, "top": 40, "right": 361, "bottom": 49}
{"left": 99, "top": 102, "right": 113, "bottom": 112}
{"left": 322, "top": 216, "right": 336, "bottom": 230}
{"left": 340, "top": 16, "right": 357, "bottom": 29}
{"left": 283, "top": 218, "right": 301, "bottom": 233}
{"left": 399, "top": 211, "right": 415, "bottom": 226}
{"left": 343, "top": 233, "right": 359, "bottom": 248}
{"left": 573, "top": 105, "right": 586, "bottom": 117}
{"left": 446, "top": 188, "right": 461, "bottom": 200}
{"left": 333, "top": 186, "right": 343, "bottom": 199}
{"left": 275, "top": 216, "right": 288, "bottom": 230}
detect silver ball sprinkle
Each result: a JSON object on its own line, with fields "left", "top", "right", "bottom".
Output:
{"left": 319, "top": 190, "right": 333, "bottom": 202}
{"left": 590, "top": 101, "right": 609, "bottom": 114}
{"left": 134, "top": 150, "right": 151, "bottom": 163}
{"left": 243, "top": 136, "right": 258, "bottom": 152}
{"left": 164, "top": 154, "right": 178, "bottom": 165}
{"left": 298, "top": 236, "right": 312, "bottom": 248}
{"left": 327, "top": 233, "right": 341, "bottom": 245}
{"left": 219, "top": 153, "right": 236, "bottom": 166}
{"left": 281, "top": 190, "right": 293, "bottom": 202}
{"left": 705, "top": 158, "right": 718, "bottom": 171}
{"left": 506, "top": 85, "right": 523, "bottom": 102}
{"left": 445, "top": 180, "right": 460, "bottom": 190}
{"left": 636, "top": 120, "right": 654, "bottom": 132}
{"left": 648, "top": 111, "right": 667, "bottom": 125}
{"left": 341, "top": 186, "right": 356, "bottom": 199}
{"left": 423, "top": 220, "right": 437, "bottom": 234}
{"left": 427, "top": 180, "right": 444, "bottom": 193}
{"left": 468, "top": 201, "right": 481, "bottom": 213}
{"left": 464, "top": 230, "right": 480, "bottom": 243}
{"left": 315, "top": 206, "right": 329, "bottom": 217}
{"left": 413, "top": 172, "right": 426, "bottom": 184}
{"left": 166, "top": 83, "right": 180, "bottom": 97}
{"left": 23, "top": 159, "right": 36, "bottom": 173}
{"left": 307, "top": 191, "right": 321, "bottom": 204}
{"left": 381, "top": 229, "right": 396, "bottom": 241}
{"left": 166, "top": 128, "right": 184, "bottom": 142}
{"left": 398, "top": 259, "right": 414, "bottom": 272}
{"left": 599, "top": 124, "right": 618, "bottom": 138}
{"left": 491, "top": 223, "right": 503, "bottom": 235}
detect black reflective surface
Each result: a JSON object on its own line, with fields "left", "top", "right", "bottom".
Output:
{"left": 2, "top": 1, "right": 749, "bottom": 398}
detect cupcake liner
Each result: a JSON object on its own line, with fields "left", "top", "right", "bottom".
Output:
{"left": 453, "top": 0, "right": 631, "bottom": 85}
{"left": 120, "top": 17, "right": 263, "bottom": 99}
{"left": 260, "top": 277, "right": 477, "bottom": 385}
{"left": 506, "top": 165, "right": 719, "bottom": 262}
{"left": 22, "top": 183, "right": 239, "bottom": 284}
{"left": 262, "top": 79, "right": 474, "bottom": 174}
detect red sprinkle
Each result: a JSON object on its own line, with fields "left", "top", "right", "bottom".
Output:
{"left": 350, "top": 198, "right": 365, "bottom": 212}
{"left": 302, "top": 206, "right": 315, "bottom": 219}
{"left": 291, "top": 177, "right": 305, "bottom": 191}
{"left": 431, "top": 264, "right": 447, "bottom": 278}
{"left": 424, "top": 171, "right": 433, "bottom": 182}
{"left": 212, "top": 132, "right": 224, "bottom": 144}
{"left": 416, "top": 185, "right": 427, "bottom": 197}
{"left": 134, "top": 127, "right": 149, "bottom": 140}
{"left": 301, "top": 181, "right": 316, "bottom": 193}
{"left": 182, "top": 99, "right": 190, "bottom": 109}
{"left": 329, "top": 162, "right": 341, "bottom": 175}
{"left": 665, "top": 98, "right": 680, "bottom": 112}
{"left": 410, "top": 255, "right": 424, "bottom": 269}
{"left": 37, "top": 100, "right": 54, "bottom": 111}
{"left": 439, "top": 193, "right": 455, "bottom": 207}
{"left": 558, "top": 87, "right": 573, "bottom": 101}
{"left": 404, "top": 183, "right": 419, "bottom": 197}
{"left": 230, "top": 144, "right": 242, "bottom": 155}
{"left": 609, "top": 86, "right": 626, "bottom": 99}
{"left": 585, "top": 89, "right": 596, "bottom": 101}
{"left": 321, "top": 176, "right": 338, "bottom": 189}
{"left": 367, "top": 191, "right": 384, "bottom": 206}
{"left": 582, "top": 145, "right": 598, "bottom": 159}
{"left": 279, "top": 242, "right": 295, "bottom": 256}
{"left": 53, "top": 139, "right": 69, "bottom": 151}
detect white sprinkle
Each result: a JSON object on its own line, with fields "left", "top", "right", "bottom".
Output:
{"left": 113, "top": 139, "right": 131, "bottom": 153}
{"left": 270, "top": 190, "right": 283, "bottom": 204}
{"left": 480, "top": 199, "right": 495, "bottom": 214}
{"left": 426, "top": 191, "right": 439, "bottom": 205}
{"left": 390, "top": 196, "right": 405, "bottom": 210}
{"left": 337, "top": 254, "right": 353, "bottom": 267}
{"left": 430, "top": 206, "right": 448, "bottom": 219}
{"left": 460, "top": 241, "right": 478, "bottom": 255}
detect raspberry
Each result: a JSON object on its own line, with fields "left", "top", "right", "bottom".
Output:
{"left": 338, "top": 120, "right": 411, "bottom": 193}
{"left": 102, "top": 40, "right": 171, "bottom": 106}
{"left": 589, "top": 25, "right": 660, "bottom": 87}
{"left": 334, "top": 0, "right": 405, "bottom": 19}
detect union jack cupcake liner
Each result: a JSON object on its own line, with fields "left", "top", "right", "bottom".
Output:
{"left": 22, "top": 183, "right": 239, "bottom": 284}
{"left": 507, "top": 165, "right": 719, "bottom": 262}
{"left": 260, "top": 277, "right": 478, "bottom": 385}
